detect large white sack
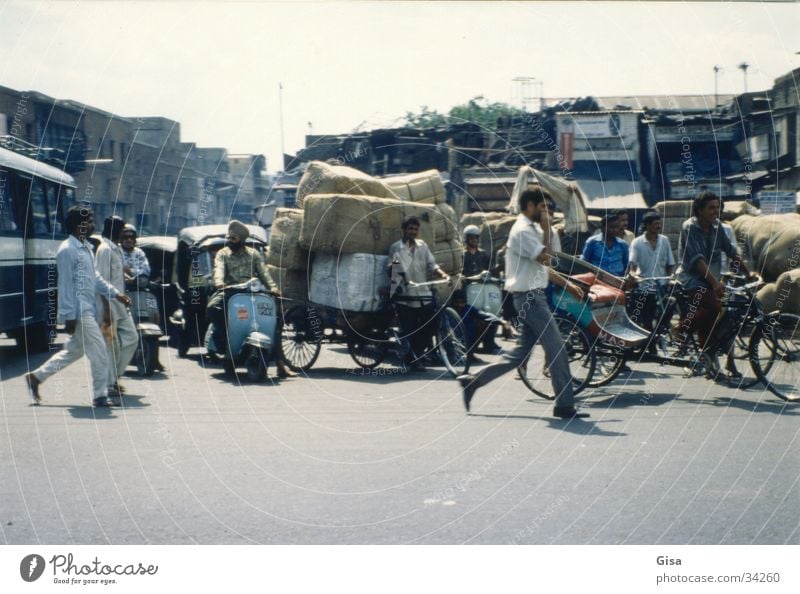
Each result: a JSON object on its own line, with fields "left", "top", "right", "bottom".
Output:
{"left": 267, "top": 208, "right": 309, "bottom": 271}
{"left": 300, "top": 194, "right": 452, "bottom": 254}
{"left": 383, "top": 170, "right": 446, "bottom": 204}
{"left": 296, "top": 161, "right": 395, "bottom": 207}
{"left": 507, "top": 166, "right": 588, "bottom": 233}
{"left": 309, "top": 253, "right": 390, "bottom": 312}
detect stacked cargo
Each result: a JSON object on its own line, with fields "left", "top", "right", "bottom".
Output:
{"left": 271, "top": 162, "right": 460, "bottom": 312}
{"left": 731, "top": 213, "right": 800, "bottom": 315}
{"left": 653, "top": 200, "right": 693, "bottom": 255}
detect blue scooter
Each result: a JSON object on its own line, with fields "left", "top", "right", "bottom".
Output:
{"left": 205, "top": 278, "right": 278, "bottom": 381}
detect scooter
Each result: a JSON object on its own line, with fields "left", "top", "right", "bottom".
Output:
{"left": 462, "top": 271, "right": 506, "bottom": 352}
{"left": 205, "top": 278, "right": 278, "bottom": 382}
{"left": 128, "top": 276, "right": 164, "bottom": 376}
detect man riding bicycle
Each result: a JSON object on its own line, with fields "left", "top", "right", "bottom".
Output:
{"left": 677, "top": 191, "right": 754, "bottom": 378}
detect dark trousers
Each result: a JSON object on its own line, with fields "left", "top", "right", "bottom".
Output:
{"left": 395, "top": 303, "right": 436, "bottom": 363}
{"left": 206, "top": 290, "right": 229, "bottom": 351}
{"left": 678, "top": 286, "right": 721, "bottom": 352}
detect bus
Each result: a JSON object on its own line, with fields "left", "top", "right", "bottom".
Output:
{"left": 0, "top": 144, "right": 76, "bottom": 352}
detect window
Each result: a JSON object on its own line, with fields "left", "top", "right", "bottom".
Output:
{"left": 0, "top": 169, "right": 20, "bottom": 234}
{"left": 27, "top": 178, "right": 50, "bottom": 236}
{"left": 44, "top": 181, "right": 66, "bottom": 236}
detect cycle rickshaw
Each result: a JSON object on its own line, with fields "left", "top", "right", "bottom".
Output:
{"left": 523, "top": 252, "right": 800, "bottom": 402}
{"left": 279, "top": 278, "right": 470, "bottom": 377}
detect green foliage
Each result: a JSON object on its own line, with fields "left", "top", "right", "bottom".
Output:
{"left": 405, "top": 96, "right": 526, "bottom": 130}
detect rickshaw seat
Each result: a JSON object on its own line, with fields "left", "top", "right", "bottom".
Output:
{"left": 569, "top": 273, "right": 625, "bottom": 305}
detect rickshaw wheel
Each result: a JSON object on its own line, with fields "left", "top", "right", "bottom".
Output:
{"left": 518, "top": 314, "right": 595, "bottom": 400}
{"left": 437, "top": 307, "right": 470, "bottom": 378}
{"left": 587, "top": 345, "right": 626, "bottom": 388}
{"left": 279, "top": 305, "right": 322, "bottom": 372}
{"left": 347, "top": 331, "right": 388, "bottom": 369}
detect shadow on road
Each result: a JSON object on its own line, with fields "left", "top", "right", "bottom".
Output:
{"left": 583, "top": 390, "right": 799, "bottom": 416}
{"left": 470, "top": 412, "right": 628, "bottom": 437}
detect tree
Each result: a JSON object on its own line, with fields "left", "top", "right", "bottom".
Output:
{"left": 405, "top": 96, "right": 526, "bottom": 130}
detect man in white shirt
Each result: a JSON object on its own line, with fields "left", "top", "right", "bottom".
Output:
{"left": 388, "top": 216, "right": 449, "bottom": 371}
{"left": 25, "top": 207, "right": 131, "bottom": 407}
{"left": 628, "top": 212, "right": 676, "bottom": 344}
{"left": 457, "top": 188, "right": 588, "bottom": 419}
{"left": 96, "top": 216, "right": 138, "bottom": 400}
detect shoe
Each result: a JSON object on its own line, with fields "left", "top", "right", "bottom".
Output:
{"left": 107, "top": 386, "right": 124, "bottom": 399}
{"left": 553, "top": 406, "right": 590, "bottom": 419}
{"left": 480, "top": 345, "right": 503, "bottom": 355}
{"left": 112, "top": 382, "right": 127, "bottom": 394}
{"left": 25, "top": 373, "right": 41, "bottom": 405}
{"left": 92, "top": 397, "right": 111, "bottom": 408}
{"left": 277, "top": 366, "right": 298, "bottom": 379}
{"left": 107, "top": 395, "right": 122, "bottom": 407}
{"left": 457, "top": 374, "right": 479, "bottom": 412}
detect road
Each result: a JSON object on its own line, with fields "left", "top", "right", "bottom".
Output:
{"left": 1, "top": 332, "right": 798, "bottom": 545}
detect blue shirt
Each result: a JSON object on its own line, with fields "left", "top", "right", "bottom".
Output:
{"left": 581, "top": 234, "right": 629, "bottom": 277}
{"left": 56, "top": 235, "right": 119, "bottom": 323}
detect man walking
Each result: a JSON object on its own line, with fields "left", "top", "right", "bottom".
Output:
{"left": 457, "top": 188, "right": 588, "bottom": 419}
{"left": 96, "top": 216, "right": 138, "bottom": 400}
{"left": 25, "top": 207, "right": 131, "bottom": 407}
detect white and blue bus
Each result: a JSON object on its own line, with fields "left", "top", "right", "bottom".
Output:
{"left": 0, "top": 145, "right": 76, "bottom": 352}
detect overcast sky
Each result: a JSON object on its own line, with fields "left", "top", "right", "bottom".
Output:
{"left": 1, "top": 1, "right": 798, "bottom": 173}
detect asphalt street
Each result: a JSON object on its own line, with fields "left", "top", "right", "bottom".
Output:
{"left": 1, "top": 332, "right": 798, "bottom": 545}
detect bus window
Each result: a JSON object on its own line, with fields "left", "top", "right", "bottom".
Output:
{"left": 27, "top": 177, "right": 50, "bottom": 236}
{"left": 45, "top": 181, "right": 64, "bottom": 236}
{"left": 0, "top": 168, "right": 20, "bottom": 233}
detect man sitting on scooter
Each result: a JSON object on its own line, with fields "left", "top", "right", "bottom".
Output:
{"left": 206, "top": 220, "right": 296, "bottom": 377}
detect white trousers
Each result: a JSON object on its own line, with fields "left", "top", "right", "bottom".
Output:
{"left": 107, "top": 313, "right": 138, "bottom": 387}
{"left": 33, "top": 316, "right": 109, "bottom": 401}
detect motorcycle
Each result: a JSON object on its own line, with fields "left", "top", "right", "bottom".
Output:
{"left": 128, "top": 276, "right": 164, "bottom": 376}
{"left": 205, "top": 278, "right": 278, "bottom": 382}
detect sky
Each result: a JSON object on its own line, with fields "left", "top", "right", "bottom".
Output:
{"left": 0, "top": 0, "right": 798, "bottom": 173}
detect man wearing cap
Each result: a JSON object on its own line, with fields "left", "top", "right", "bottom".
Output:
{"left": 206, "top": 221, "right": 296, "bottom": 378}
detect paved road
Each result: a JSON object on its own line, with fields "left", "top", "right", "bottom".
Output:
{"left": 1, "top": 332, "right": 798, "bottom": 544}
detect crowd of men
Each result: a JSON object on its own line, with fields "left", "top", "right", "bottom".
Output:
{"left": 24, "top": 189, "right": 751, "bottom": 418}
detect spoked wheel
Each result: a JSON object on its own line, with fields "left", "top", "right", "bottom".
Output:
{"left": 436, "top": 307, "right": 470, "bottom": 377}
{"left": 518, "top": 314, "right": 595, "bottom": 400}
{"left": 279, "top": 305, "right": 322, "bottom": 372}
{"left": 587, "top": 344, "right": 626, "bottom": 388}
{"left": 750, "top": 313, "right": 800, "bottom": 402}
{"left": 347, "top": 330, "right": 388, "bottom": 369}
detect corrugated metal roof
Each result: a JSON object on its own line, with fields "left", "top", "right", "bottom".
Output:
{"left": 593, "top": 95, "right": 735, "bottom": 112}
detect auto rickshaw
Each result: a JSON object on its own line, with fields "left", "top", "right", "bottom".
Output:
{"left": 169, "top": 224, "right": 268, "bottom": 357}
{"left": 137, "top": 235, "right": 179, "bottom": 336}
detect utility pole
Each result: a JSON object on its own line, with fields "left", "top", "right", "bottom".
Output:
{"left": 278, "top": 82, "right": 285, "bottom": 167}
{"left": 738, "top": 62, "right": 749, "bottom": 93}
{"left": 713, "top": 65, "right": 722, "bottom": 109}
